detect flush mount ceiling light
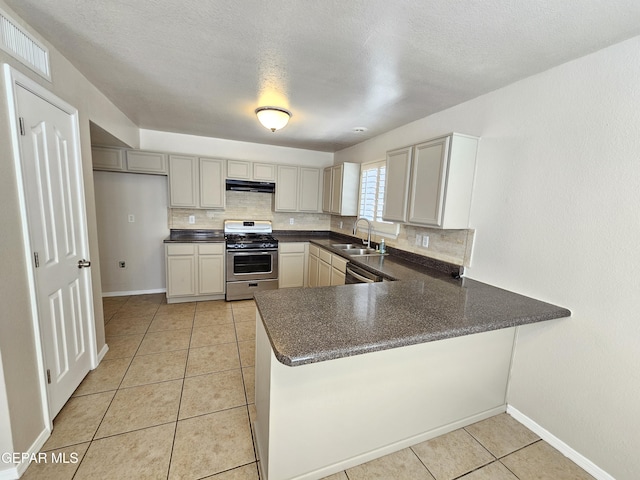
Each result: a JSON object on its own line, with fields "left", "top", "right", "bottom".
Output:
{"left": 255, "top": 106, "right": 292, "bottom": 132}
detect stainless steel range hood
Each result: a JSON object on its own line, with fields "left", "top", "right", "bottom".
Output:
{"left": 225, "top": 179, "right": 275, "bottom": 193}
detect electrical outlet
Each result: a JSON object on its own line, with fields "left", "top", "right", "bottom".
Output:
{"left": 415, "top": 234, "right": 422, "bottom": 246}
{"left": 339, "top": 221, "right": 343, "bottom": 229}
{"left": 289, "top": 218, "right": 294, "bottom": 225}
{"left": 422, "top": 235, "right": 430, "bottom": 248}
{"left": 128, "top": 214, "right": 135, "bottom": 223}
{"left": 118, "top": 261, "right": 126, "bottom": 269}
{"left": 188, "top": 215, "right": 195, "bottom": 224}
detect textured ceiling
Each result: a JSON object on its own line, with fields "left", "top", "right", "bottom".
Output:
{"left": 6, "top": 0, "right": 640, "bottom": 151}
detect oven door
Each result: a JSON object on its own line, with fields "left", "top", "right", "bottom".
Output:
{"left": 226, "top": 250, "right": 279, "bottom": 282}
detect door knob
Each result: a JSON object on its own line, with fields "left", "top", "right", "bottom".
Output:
{"left": 77, "top": 259, "right": 91, "bottom": 269}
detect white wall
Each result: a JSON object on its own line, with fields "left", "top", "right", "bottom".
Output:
{"left": 335, "top": 36, "right": 640, "bottom": 479}
{"left": 140, "top": 129, "right": 334, "bottom": 168}
{"left": 0, "top": 0, "right": 137, "bottom": 465}
{"left": 94, "top": 172, "right": 169, "bottom": 295}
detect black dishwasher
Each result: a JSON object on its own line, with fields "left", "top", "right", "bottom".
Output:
{"left": 345, "top": 263, "right": 383, "bottom": 284}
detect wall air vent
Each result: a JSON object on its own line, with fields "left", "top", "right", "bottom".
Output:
{"left": 0, "top": 7, "right": 51, "bottom": 81}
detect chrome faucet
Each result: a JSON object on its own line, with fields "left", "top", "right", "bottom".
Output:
{"left": 353, "top": 217, "right": 372, "bottom": 248}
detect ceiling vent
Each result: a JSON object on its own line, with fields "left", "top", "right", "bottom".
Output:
{"left": 0, "top": 7, "right": 51, "bottom": 81}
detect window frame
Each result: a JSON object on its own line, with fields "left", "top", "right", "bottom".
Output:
{"left": 356, "top": 159, "right": 399, "bottom": 238}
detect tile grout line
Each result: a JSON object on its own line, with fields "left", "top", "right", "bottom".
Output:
{"left": 165, "top": 303, "right": 196, "bottom": 480}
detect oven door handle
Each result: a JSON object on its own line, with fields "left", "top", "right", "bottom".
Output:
{"left": 226, "top": 250, "right": 278, "bottom": 255}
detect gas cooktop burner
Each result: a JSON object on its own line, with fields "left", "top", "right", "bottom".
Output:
{"left": 225, "top": 234, "right": 278, "bottom": 250}
{"left": 224, "top": 220, "right": 278, "bottom": 250}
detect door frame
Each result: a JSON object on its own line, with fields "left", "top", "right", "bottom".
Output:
{"left": 3, "top": 64, "right": 98, "bottom": 429}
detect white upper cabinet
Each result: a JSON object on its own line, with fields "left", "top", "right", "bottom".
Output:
{"left": 92, "top": 146, "right": 125, "bottom": 171}
{"left": 253, "top": 163, "right": 277, "bottom": 181}
{"left": 92, "top": 147, "right": 167, "bottom": 175}
{"left": 382, "top": 147, "right": 412, "bottom": 223}
{"left": 383, "top": 133, "right": 478, "bottom": 229}
{"left": 227, "top": 159, "right": 277, "bottom": 181}
{"left": 275, "top": 165, "right": 321, "bottom": 212}
{"left": 298, "top": 167, "right": 321, "bottom": 212}
{"left": 323, "top": 163, "right": 360, "bottom": 216}
{"left": 168, "top": 155, "right": 225, "bottom": 209}
{"left": 125, "top": 150, "right": 168, "bottom": 175}
{"left": 227, "top": 160, "right": 251, "bottom": 179}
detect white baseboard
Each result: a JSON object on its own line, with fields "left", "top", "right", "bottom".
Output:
{"left": 0, "top": 426, "right": 50, "bottom": 479}
{"left": 507, "top": 405, "right": 614, "bottom": 480}
{"left": 96, "top": 344, "right": 109, "bottom": 364}
{"left": 101, "top": 288, "right": 166, "bottom": 297}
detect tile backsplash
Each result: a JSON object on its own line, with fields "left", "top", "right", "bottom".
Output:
{"left": 169, "top": 191, "right": 331, "bottom": 230}
{"left": 169, "top": 191, "right": 474, "bottom": 267}
{"left": 330, "top": 216, "right": 475, "bottom": 267}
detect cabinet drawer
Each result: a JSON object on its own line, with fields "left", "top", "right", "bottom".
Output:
{"left": 319, "top": 248, "right": 332, "bottom": 264}
{"left": 280, "top": 242, "right": 306, "bottom": 254}
{"left": 309, "top": 244, "right": 320, "bottom": 257}
{"left": 331, "top": 255, "right": 348, "bottom": 273}
{"left": 198, "top": 243, "right": 225, "bottom": 255}
{"left": 166, "top": 244, "right": 195, "bottom": 255}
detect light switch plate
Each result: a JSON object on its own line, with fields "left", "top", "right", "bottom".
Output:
{"left": 422, "top": 236, "right": 429, "bottom": 248}
{"left": 415, "top": 234, "right": 422, "bottom": 245}
{"left": 188, "top": 215, "right": 195, "bottom": 224}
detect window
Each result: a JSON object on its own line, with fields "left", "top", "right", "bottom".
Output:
{"left": 357, "top": 160, "right": 399, "bottom": 237}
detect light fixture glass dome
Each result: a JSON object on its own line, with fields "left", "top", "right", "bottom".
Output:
{"left": 255, "top": 106, "right": 292, "bottom": 132}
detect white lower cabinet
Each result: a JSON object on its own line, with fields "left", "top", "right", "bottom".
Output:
{"left": 166, "top": 243, "right": 225, "bottom": 303}
{"left": 279, "top": 242, "right": 308, "bottom": 289}
{"left": 308, "top": 244, "right": 347, "bottom": 288}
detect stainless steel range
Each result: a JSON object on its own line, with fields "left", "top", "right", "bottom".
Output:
{"left": 224, "top": 220, "right": 279, "bottom": 301}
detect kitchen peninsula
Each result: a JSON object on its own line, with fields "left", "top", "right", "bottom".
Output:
{"left": 253, "top": 255, "right": 570, "bottom": 480}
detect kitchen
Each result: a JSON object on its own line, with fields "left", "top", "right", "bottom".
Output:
{"left": 1, "top": 1, "right": 640, "bottom": 480}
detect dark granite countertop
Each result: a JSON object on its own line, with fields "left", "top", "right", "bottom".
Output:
{"left": 164, "top": 229, "right": 225, "bottom": 243}
{"left": 255, "top": 279, "right": 570, "bottom": 366}
{"left": 254, "top": 232, "right": 571, "bottom": 367}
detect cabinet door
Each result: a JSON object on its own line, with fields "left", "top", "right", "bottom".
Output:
{"left": 168, "top": 155, "right": 198, "bottom": 208}
{"left": 308, "top": 253, "right": 319, "bottom": 288}
{"left": 126, "top": 150, "right": 168, "bottom": 175}
{"left": 330, "top": 165, "right": 343, "bottom": 214}
{"left": 227, "top": 160, "right": 251, "bottom": 179}
{"left": 322, "top": 167, "right": 333, "bottom": 213}
{"left": 382, "top": 146, "right": 412, "bottom": 222}
{"left": 318, "top": 260, "right": 332, "bottom": 287}
{"left": 200, "top": 157, "right": 225, "bottom": 209}
{"left": 167, "top": 255, "right": 196, "bottom": 297}
{"left": 330, "top": 267, "right": 345, "bottom": 286}
{"left": 199, "top": 255, "right": 225, "bottom": 294}
{"left": 408, "top": 138, "right": 449, "bottom": 226}
{"left": 275, "top": 165, "right": 299, "bottom": 211}
{"left": 298, "top": 167, "right": 321, "bottom": 212}
{"left": 253, "top": 163, "right": 277, "bottom": 181}
{"left": 279, "top": 253, "right": 306, "bottom": 288}
{"left": 92, "top": 146, "right": 125, "bottom": 171}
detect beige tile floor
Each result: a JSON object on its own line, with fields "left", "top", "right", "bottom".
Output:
{"left": 22, "top": 293, "right": 595, "bottom": 480}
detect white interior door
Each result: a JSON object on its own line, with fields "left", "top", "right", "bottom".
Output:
{"left": 13, "top": 81, "right": 94, "bottom": 419}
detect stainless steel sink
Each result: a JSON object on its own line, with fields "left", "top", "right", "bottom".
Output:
{"left": 331, "top": 243, "right": 360, "bottom": 249}
{"left": 331, "top": 244, "right": 387, "bottom": 256}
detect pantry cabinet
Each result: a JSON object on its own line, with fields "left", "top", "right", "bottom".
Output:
{"left": 165, "top": 243, "right": 225, "bottom": 303}
{"left": 168, "top": 155, "right": 225, "bottom": 209}
{"left": 322, "top": 163, "right": 360, "bottom": 216}
{"left": 383, "top": 133, "right": 478, "bottom": 229}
